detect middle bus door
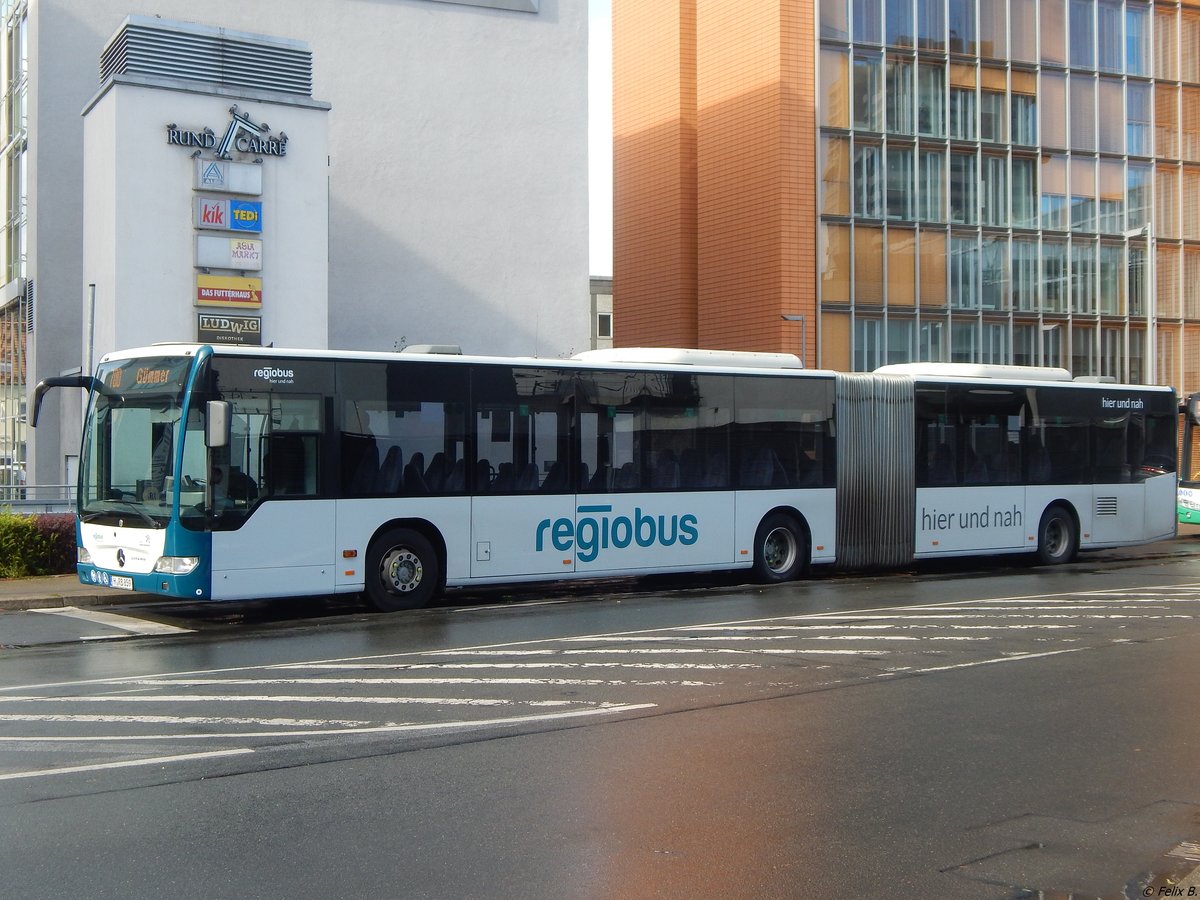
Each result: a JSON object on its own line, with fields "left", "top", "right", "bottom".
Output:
{"left": 470, "top": 494, "right": 577, "bottom": 579}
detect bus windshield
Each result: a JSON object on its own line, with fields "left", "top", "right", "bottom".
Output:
{"left": 79, "top": 356, "right": 196, "bottom": 527}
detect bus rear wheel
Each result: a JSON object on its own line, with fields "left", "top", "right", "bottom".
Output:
{"left": 1036, "top": 505, "right": 1078, "bottom": 565}
{"left": 753, "top": 513, "right": 808, "bottom": 583}
{"left": 365, "top": 527, "right": 440, "bottom": 611}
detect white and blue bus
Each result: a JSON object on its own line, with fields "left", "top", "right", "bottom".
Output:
{"left": 33, "top": 344, "right": 1178, "bottom": 611}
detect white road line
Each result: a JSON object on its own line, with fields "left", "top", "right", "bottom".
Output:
{"left": 0, "top": 703, "right": 658, "bottom": 743}
{"left": 269, "top": 662, "right": 761, "bottom": 671}
{"left": 121, "top": 677, "right": 717, "bottom": 687}
{"left": 906, "top": 647, "right": 1089, "bottom": 674}
{"left": 0, "top": 714, "right": 376, "bottom": 727}
{"left": 0, "top": 694, "right": 585, "bottom": 708}
{"left": 29, "top": 606, "right": 194, "bottom": 635}
{"left": 0, "top": 748, "right": 254, "bottom": 781}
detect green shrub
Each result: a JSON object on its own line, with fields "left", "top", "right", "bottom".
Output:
{"left": 0, "top": 512, "right": 76, "bottom": 578}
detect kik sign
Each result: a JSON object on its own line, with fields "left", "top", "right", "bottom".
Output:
{"left": 195, "top": 197, "right": 263, "bottom": 233}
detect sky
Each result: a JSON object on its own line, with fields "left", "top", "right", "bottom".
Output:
{"left": 588, "top": 0, "right": 613, "bottom": 277}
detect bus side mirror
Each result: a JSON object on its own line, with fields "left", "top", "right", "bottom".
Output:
{"left": 206, "top": 401, "right": 231, "bottom": 449}
{"left": 1189, "top": 396, "right": 1200, "bottom": 426}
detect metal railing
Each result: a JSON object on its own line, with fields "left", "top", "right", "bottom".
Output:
{"left": 0, "top": 482, "right": 74, "bottom": 514}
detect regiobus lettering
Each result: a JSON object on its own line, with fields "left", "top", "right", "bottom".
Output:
{"left": 536, "top": 505, "right": 699, "bottom": 563}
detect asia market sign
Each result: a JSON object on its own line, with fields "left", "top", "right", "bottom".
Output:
{"left": 196, "top": 274, "right": 262, "bottom": 309}
{"left": 196, "top": 235, "right": 263, "bottom": 271}
{"left": 167, "top": 105, "right": 288, "bottom": 158}
{"left": 195, "top": 197, "right": 263, "bottom": 232}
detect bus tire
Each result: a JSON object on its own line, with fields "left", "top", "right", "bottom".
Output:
{"left": 1036, "top": 505, "right": 1078, "bottom": 565}
{"left": 752, "top": 513, "right": 808, "bottom": 583}
{"left": 365, "top": 527, "right": 440, "bottom": 611}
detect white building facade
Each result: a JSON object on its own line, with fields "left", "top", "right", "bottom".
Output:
{"left": 3, "top": 0, "right": 588, "bottom": 486}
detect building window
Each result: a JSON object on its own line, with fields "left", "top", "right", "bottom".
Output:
{"left": 1041, "top": 72, "right": 1068, "bottom": 150}
{"left": 853, "top": 54, "right": 883, "bottom": 131}
{"left": 597, "top": 313, "right": 612, "bottom": 339}
{"left": 886, "top": 318, "right": 915, "bottom": 364}
{"left": 981, "top": 154, "right": 1008, "bottom": 227}
{"left": 1041, "top": 0, "right": 1067, "bottom": 66}
{"left": 919, "top": 148, "right": 945, "bottom": 221}
{"left": 1097, "top": 78, "right": 1123, "bottom": 154}
{"left": 822, "top": 0, "right": 850, "bottom": 39}
{"left": 1071, "top": 240, "right": 1096, "bottom": 314}
{"left": 1126, "top": 3, "right": 1151, "bottom": 76}
{"left": 950, "top": 235, "right": 980, "bottom": 308}
{"left": 1011, "top": 0, "right": 1038, "bottom": 62}
{"left": 917, "top": 0, "right": 945, "bottom": 50}
{"left": 1099, "top": 244, "right": 1124, "bottom": 314}
{"left": 951, "top": 320, "right": 979, "bottom": 362}
{"left": 980, "top": 87, "right": 1007, "bottom": 142}
{"left": 1041, "top": 154, "right": 1069, "bottom": 231}
{"left": 1070, "top": 157, "right": 1096, "bottom": 233}
{"left": 982, "top": 237, "right": 1008, "bottom": 309}
{"left": 886, "top": 58, "right": 915, "bottom": 134}
{"left": 1126, "top": 82, "right": 1152, "bottom": 156}
{"left": 947, "top": 0, "right": 976, "bottom": 53}
{"left": 949, "top": 150, "right": 977, "bottom": 224}
{"left": 917, "top": 63, "right": 945, "bottom": 136}
{"left": 1071, "top": 324, "right": 1095, "bottom": 377}
{"left": 854, "top": 142, "right": 884, "bottom": 217}
{"left": 982, "top": 321, "right": 1009, "bottom": 364}
{"left": 1011, "top": 71, "right": 1037, "bottom": 145}
{"left": 978, "top": 0, "right": 1006, "bottom": 58}
{"left": 1069, "top": 75, "right": 1096, "bottom": 152}
{"left": 1012, "top": 156, "right": 1037, "bottom": 228}
{"left": 1014, "top": 323, "right": 1037, "bottom": 365}
{"left": 854, "top": 318, "right": 883, "bottom": 371}
{"left": 1012, "top": 238, "right": 1039, "bottom": 310}
{"left": 1044, "top": 239, "right": 1069, "bottom": 313}
{"left": 887, "top": 146, "right": 915, "bottom": 220}
{"left": 854, "top": 0, "right": 883, "bottom": 43}
{"left": 1097, "top": 159, "right": 1124, "bottom": 234}
{"left": 1069, "top": 0, "right": 1095, "bottom": 70}
{"left": 1101, "top": 326, "right": 1123, "bottom": 381}
{"left": 1127, "top": 163, "right": 1151, "bottom": 230}
{"left": 1097, "top": 0, "right": 1122, "bottom": 73}
{"left": 919, "top": 320, "right": 946, "bottom": 360}
{"left": 886, "top": 0, "right": 915, "bottom": 46}
{"left": 1128, "top": 244, "right": 1147, "bottom": 315}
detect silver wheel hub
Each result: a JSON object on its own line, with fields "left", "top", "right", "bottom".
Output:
{"left": 381, "top": 547, "right": 423, "bottom": 593}
{"left": 764, "top": 527, "right": 797, "bottom": 574}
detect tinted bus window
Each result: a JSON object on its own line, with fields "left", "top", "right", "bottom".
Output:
{"left": 577, "top": 370, "right": 646, "bottom": 492}
{"left": 338, "top": 360, "right": 469, "bottom": 496}
{"left": 473, "top": 366, "right": 572, "bottom": 493}
{"left": 734, "top": 375, "right": 834, "bottom": 489}
{"left": 642, "top": 373, "right": 733, "bottom": 490}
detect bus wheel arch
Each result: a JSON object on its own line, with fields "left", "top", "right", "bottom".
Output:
{"left": 1035, "top": 502, "right": 1079, "bottom": 565}
{"left": 364, "top": 519, "right": 446, "bottom": 612}
{"left": 752, "top": 508, "right": 811, "bottom": 583}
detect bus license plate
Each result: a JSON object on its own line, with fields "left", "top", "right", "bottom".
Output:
{"left": 110, "top": 575, "right": 134, "bottom": 590}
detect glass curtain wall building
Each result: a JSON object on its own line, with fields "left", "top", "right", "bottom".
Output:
{"left": 819, "top": 0, "right": 1200, "bottom": 387}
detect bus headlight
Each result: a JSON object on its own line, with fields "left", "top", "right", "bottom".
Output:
{"left": 77, "top": 546, "right": 92, "bottom": 564}
{"left": 154, "top": 556, "right": 199, "bottom": 575}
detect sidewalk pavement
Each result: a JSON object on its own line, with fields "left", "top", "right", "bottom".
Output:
{"left": 0, "top": 574, "right": 155, "bottom": 612}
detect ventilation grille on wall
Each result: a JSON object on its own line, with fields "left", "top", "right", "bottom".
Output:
{"left": 1096, "top": 496, "right": 1118, "bottom": 516}
{"left": 24, "top": 278, "right": 32, "bottom": 333}
{"left": 99, "top": 17, "right": 312, "bottom": 97}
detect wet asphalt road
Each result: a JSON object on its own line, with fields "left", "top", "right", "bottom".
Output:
{"left": 3, "top": 548, "right": 1200, "bottom": 898}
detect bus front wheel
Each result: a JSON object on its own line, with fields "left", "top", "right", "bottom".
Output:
{"left": 1036, "top": 505, "right": 1078, "bottom": 565}
{"left": 752, "top": 513, "right": 808, "bottom": 583}
{"left": 365, "top": 528, "right": 440, "bottom": 611}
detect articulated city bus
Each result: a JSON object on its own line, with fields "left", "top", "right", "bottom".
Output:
{"left": 33, "top": 345, "right": 1177, "bottom": 611}
{"left": 1178, "top": 393, "right": 1200, "bottom": 524}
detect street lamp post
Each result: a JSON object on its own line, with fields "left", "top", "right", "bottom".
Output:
{"left": 781, "top": 314, "right": 806, "bottom": 367}
{"left": 1124, "top": 224, "right": 1155, "bottom": 384}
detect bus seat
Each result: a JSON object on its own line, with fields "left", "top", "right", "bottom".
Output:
{"left": 492, "top": 462, "right": 515, "bottom": 492}
{"left": 424, "top": 452, "right": 448, "bottom": 492}
{"left": 613, "top": 462, "right": 639, "bottom": 490}
{"left": 703, "top": 451, "right": 728, "bottom": 487}
{"left": 515, "top": 464, "right": 540, "bottom": 491}
{"left": 679, "top": 448, "right": 703, "bottom": 488}
{"left": 378, "top": 445, "right": 403, "bottom": 494}
{"left": 445, "top": 458, "right": 466, "bottom": 492}
{"left": 587, "top": 465, "right": 609, "bottom": 492}
{"left": 542, "top": 460, "right": 568, "bottom": 492}
{"left": 475, "top": 459, "right": 492, "bottom": 491}
{"left": 403, "top": 452, "right": 428, "bottom": 494}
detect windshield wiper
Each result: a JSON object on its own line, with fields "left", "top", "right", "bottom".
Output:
{"left": 81, "top": 501, "right": 163, "bottom": 529}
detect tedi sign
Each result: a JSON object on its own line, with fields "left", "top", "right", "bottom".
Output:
{"left": 167, "top": 104, "right": 288, "bottom": 158}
